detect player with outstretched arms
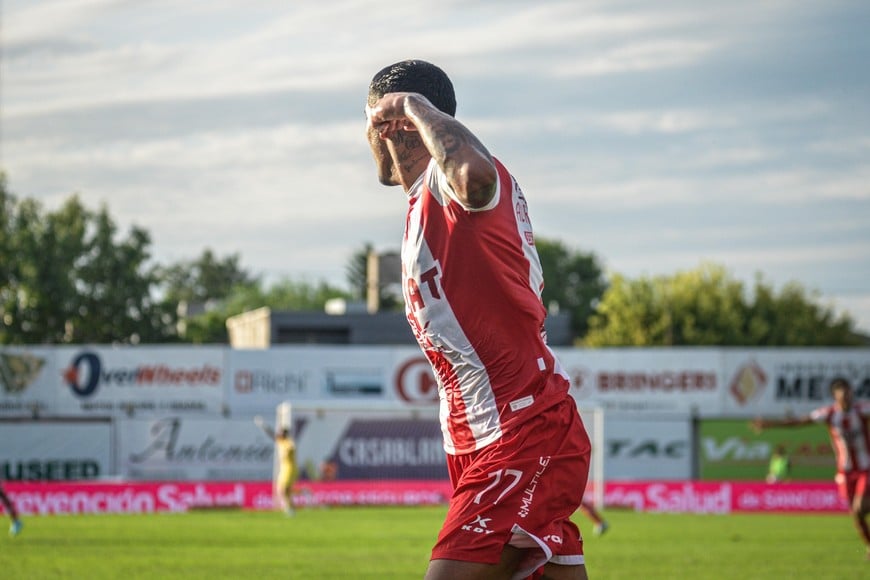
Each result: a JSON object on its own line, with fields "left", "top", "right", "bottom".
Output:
{"left": 254, "top": 415, "right": 298, "bottom": 516}
{"left": 753, "top": 377, "right": 870, "bottom": 559}
{"left": 365, "top": 59, "right": 592, "bottom": 580}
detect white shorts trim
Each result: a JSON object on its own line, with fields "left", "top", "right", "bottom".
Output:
{"left": 508, "top": 524, "right": 584, "bottom": 580}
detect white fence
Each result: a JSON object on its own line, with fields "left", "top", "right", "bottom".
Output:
{"left": 1, "top": 345, "right": 868, "bottom": 481}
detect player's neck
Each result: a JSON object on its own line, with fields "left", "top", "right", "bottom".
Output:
{"left": 394, "top": 150, "right": 431, "bottom": 193}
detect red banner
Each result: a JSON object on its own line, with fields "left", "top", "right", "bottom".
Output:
{"left": 0, "top": 480, "right": 846, "bottom": 515}
{"left": 604, "top": 481, "right": 847, "bottom": 513}
{"left": 1, "top": 480, "right": 453, "bottom": 515}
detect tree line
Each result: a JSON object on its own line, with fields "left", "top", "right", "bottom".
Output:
{"left": 1, "top": 175, "right": 863, "bottom": 347}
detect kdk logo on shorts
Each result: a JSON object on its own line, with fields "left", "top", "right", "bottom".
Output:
{"left": 462, "top": 514, "right": 495, "bottom": 535}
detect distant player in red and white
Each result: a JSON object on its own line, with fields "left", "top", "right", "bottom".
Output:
{"left": 0, "top": 479, "right": 22, "bottom": 537}
{"left": 366, "top": 60, "right": 592, "bottom": 580}
{"left": 578, "top": 501, "right": 609, "bottom": 537}
{"left": 753, "top": 378, "right": 870, "bottom": 558}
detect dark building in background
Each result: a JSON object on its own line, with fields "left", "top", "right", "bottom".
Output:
{"left": 227, "top": 305, "right": 574, "bottom": 347}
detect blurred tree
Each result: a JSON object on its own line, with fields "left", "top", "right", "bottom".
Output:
{"left": 535, "top": 238, "right": 607, "bottom": 340}
{"left": 345, "top": 242, "right": 401, "bottom": 311}
{"left": 182, "top": 277, "right": 350, "bottom": 343}
{"left": 585, "top": 263, "right": 863, "bottom": 347}
{"left": 263, "top": 278, "right": 350, "bottom": 311}
{"left": 0, "top": 177, "right": 176, "bottom": 344}
{"left": 345, "top": 243, "right": 372, "bottom": 302}
{"left": 72, "top": 206, "right": 175, "bottom": 343}
{"left": 0, "top": 178, "right": 10, "bottom": 324}
{"left": 744, "top": 277, "right": 859, "bottom": 346}
{"left": 160, "top": 248, "right": 259, "bottom": 341}
{"left": 160, "top": 249, "right": 256, "bottom": 306}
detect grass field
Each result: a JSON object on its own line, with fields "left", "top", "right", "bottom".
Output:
{"left": 1, "top": 507, "right": 867, "bottom": 579}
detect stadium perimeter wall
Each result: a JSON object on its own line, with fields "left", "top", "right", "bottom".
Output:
{"left": 1, "top": 346, "right": 867, "bottom": 490}
{"left": 1, "top": 480, "right": 848, "bottom": 515}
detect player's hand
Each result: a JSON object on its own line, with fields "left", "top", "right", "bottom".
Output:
{"left": 366, "top": 94, "right": 419, "bottom": 139}
{"left": 750, "top": 417, "right": 764, "bottom": 434}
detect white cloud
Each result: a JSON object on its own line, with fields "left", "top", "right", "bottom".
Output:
{"left": 1, "top": 0, "right": 868, "bottom": 336}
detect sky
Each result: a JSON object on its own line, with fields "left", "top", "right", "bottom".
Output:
{"left": 2, "top": 0, "right": 869, "bottom": 333}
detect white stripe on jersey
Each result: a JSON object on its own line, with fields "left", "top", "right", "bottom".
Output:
{"left": 509, "top": 173, "right": 545, "bottom": 299}
{"left": 402, "top": 165, "right": 501, "bottom": 454}
{"left": 811, "top": 402, "right": 870, "bottom": 473}
{"left": 401, "top": 158, "right": 566, "bottom": 455}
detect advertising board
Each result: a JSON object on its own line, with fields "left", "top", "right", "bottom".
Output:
{"left": 0, "top": 347, "right": 60, "bottom": 416}
{"left": 557, "top": 348, "right": 723, "bottom": 415}
{"left": 603, "top": 416, "right": 691, "bottom": 480}
{"left": 721, "top": 349, "right": 870, "bottom": 417}
{"left": 226, "top": 346, "right": 396, "bottom": 414}
{"left": 698, "top": 419, "right": 834, "bottom": 481}
{"left": 0, "top": 421, "right": 112, "bottom": 480}
{"left": 118, "top": 417, "right": 273, "bottom": 481}
{"left": 54, "top": 346, "right": 225, "bottom": 417}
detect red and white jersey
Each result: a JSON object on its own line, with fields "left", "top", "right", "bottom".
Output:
{"left": 402, "top": 157, "right": 572, "bottom": 456}
{"left": 810, "top": 401, "right": 870, "bottom": 474}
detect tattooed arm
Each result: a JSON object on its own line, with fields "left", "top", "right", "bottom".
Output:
{"left": 367, "top": 92, "right": 497, "bottom": 208}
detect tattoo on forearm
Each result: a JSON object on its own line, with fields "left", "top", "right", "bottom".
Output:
{"left": 421, "top": 113, "right": 472, "bottom": 166}
{"left": 404, "top": 95, "right": 495, "bottom": 205}
{"left": 406, "top": 99, "right": 484, "bottom": 165}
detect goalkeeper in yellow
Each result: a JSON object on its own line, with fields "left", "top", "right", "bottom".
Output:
{"left": 254, "top": 416, "right": 298, "bottom": 516}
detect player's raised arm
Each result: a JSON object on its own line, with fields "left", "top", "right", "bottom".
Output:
{"left": 750, "top": 415, "right": 813, "bottom": 433}
{"left": 367, "top": 92, "right": 497, "bottom": 209}
{"left": 254, "top": 415, "right": 276, "bottom": 440}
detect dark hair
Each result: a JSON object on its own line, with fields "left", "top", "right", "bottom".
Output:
{"left": 369, "top": 60, "right": 456, "bottom": 117}
{"left": 829, "top": 377, "right": 852, "bottom": 395}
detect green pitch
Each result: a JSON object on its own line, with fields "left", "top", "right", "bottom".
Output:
{"left": 1, "top": 507, "right": 866, "bottom": 579}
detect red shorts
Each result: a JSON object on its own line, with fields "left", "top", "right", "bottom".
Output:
{"left": 836, "top": 470, "right": 870, "bottom": 505}
{"left": 431, "top": 397, "right": 591, "bottom": 577}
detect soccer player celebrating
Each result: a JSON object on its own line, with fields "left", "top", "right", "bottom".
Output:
{"left": 365, "top": 60, "right": 592, "bottom": 580}
{"left": 254, "top": 416, "right": 298, "bottom": 516}
{"left": 752, "top": 378, "right": 870, "bottom": 558}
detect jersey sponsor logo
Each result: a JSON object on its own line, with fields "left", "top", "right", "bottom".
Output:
{"left": 514, "top": 195, "right": 531, "bottom": 226}
{"left": 462, "top": 514, "right": 495, "bottom": 535}
{"left": 509, "top": 395, "right": 534, "bottom": 412}
{"left": 518, "top": 456, "right": 551, "bottom": 519}
{"left": 406, "top": 264, "right": 443, "bottom": 314}
{"left": 543, "top": 534, "right": 563, "bottom": 545}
